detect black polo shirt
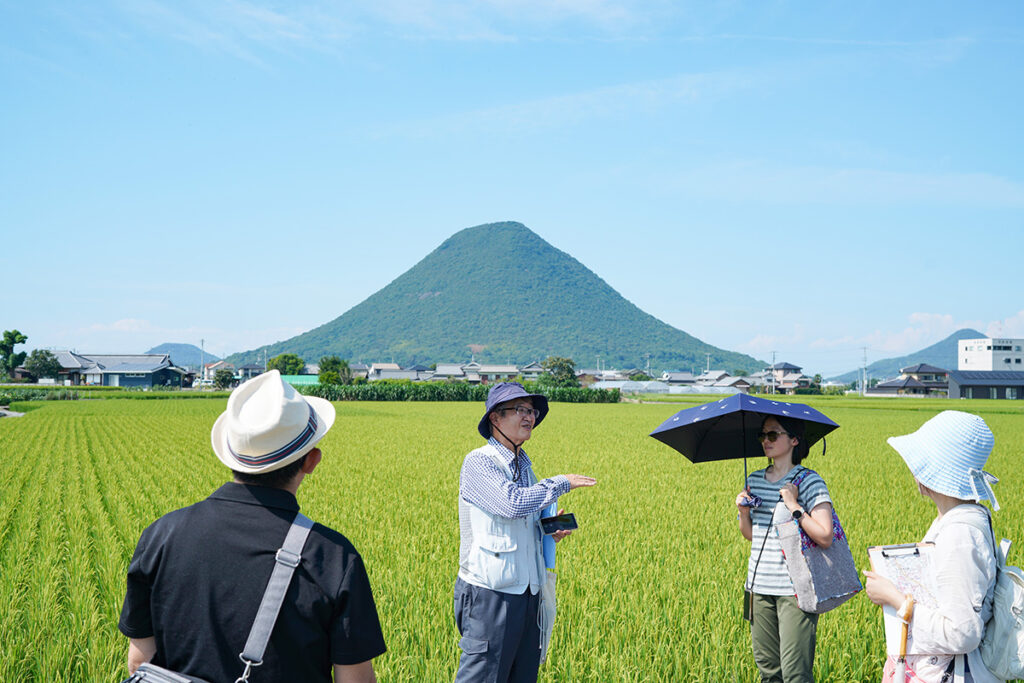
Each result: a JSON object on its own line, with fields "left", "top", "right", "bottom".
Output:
{"left": 119, "top": 483, "right": 386, "bottom": 682}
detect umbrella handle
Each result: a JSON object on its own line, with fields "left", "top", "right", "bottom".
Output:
{"left": 896, "top": 595, "right": 914, "bottom": 680}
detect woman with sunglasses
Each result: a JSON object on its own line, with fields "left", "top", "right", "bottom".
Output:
{"left": 736, "top": 415, "right": 836, "bottom": 683}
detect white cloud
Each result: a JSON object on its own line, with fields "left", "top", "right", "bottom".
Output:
{"left": 373, "top": 69, "right": 752, "bottom": 138}
{"left": 986, "top": 309, "right": 1024, "bottom": 338}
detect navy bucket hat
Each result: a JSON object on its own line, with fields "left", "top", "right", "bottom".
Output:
{"left": 478, "top": 382, "right": 549, "bottom": 439}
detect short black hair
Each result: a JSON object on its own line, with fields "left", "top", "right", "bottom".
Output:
{"left": 232, "top": 452, "right": 308, "bottom": 489}
{"left": 763, "top": 415, "right": 810, "bottom": 465}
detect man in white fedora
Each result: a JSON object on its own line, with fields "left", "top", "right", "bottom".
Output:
{"left": 119, "top": 370, "right": 386, "bottom": 682}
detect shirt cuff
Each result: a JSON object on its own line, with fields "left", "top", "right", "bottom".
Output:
{"left": 551, "top": 475, "right": 571, "bottom": 496}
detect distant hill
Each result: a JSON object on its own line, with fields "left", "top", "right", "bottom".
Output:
{"left": 829, "top": 328, "right": 984, "bottom": 383}
{"left": 146, "top": 343, "right": 220, "bottom": 369}
{"left": 225, "top": 221, "right": 765, "bottom": 372}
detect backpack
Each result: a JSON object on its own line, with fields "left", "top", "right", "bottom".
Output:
{"left": 961, "top": 512, "right": 1024, "bottom": 681}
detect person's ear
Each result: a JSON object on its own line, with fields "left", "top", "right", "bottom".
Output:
{"left": 302, "top": 447, "right": 322, "bottom": 474}
{"left": 489, "top": 411, "right": 500, "bottom": 427}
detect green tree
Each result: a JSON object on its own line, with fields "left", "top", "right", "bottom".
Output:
{"left": 538, "top": 356, "right": 580, "bottom": 388}
{"left": 24, "top": 349, "right": 61, "bottom": 381}
{"left": 0, "top": 330, "right": 29, "bottom": 379}
{"left": 214, "top": 368, "right": 235, "bottom": 390}
{"left": 319, "top": 370, "right": 341, "bottom": 385}
{"left": 318, "top": 356, "right": 352, "bottom": 385}
{"left": 632, "top": 372, "right": 653, "bottom": 381}
{"left": 267, "top": 353, "right": 305, "bottom": 375}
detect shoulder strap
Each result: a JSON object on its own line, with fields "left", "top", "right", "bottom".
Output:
{"left": 237, "top": 512, "right": 315, "bottom": 681}
{"left": 791, "top": 466, "right": 812, "bottom": 487}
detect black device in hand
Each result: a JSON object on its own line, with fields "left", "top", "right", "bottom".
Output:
{"left": 540, "top": 512, "right": 578, "bottom": 535}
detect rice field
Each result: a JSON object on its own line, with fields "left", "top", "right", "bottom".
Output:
{"left": 0, "top": 396, "right": 1021, "bottom": 682}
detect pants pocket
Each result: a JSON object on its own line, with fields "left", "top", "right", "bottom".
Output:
{"left": 458, "top": 636, "right": 488, "bottom": 655}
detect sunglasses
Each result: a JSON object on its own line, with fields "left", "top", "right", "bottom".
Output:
{"left": 758, "top": 430, "right": 790, "bottom": 443}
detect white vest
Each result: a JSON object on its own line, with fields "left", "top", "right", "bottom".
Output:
{"left": 458, "top": 445, "right": 545, "bottom": 595}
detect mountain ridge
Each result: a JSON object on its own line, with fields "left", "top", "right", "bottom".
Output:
{"left": 145, "top": 343, "right": 220, "bottom": 368}
{"left": 225, "top": 221, "right": 766, "bottom": 372}
{"left": 828, "top": 327, "right": 984, "bottom": 383}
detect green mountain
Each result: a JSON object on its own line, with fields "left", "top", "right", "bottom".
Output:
{"left": 225, "top": 221, "right": 765, "bottom": 372}
{"left": 829, "top": 327, "right": 984, "bottom": 383}
{"left": 146, "top": 343, "right": 220, "bottom": 369}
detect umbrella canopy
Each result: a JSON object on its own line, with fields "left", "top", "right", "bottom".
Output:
{"left": 649, "top": 393, "right": 839, "bottom": 464}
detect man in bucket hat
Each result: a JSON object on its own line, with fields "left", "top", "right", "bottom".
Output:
{"left": 119, "top": 370, "right": 386, "bottom": 682}
{"left": 454, "top": 382, "right": 597, "bottom": 683}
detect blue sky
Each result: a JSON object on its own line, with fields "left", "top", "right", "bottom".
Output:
{"left": 3, "top": 1, "right": 1022, "bottom": 376}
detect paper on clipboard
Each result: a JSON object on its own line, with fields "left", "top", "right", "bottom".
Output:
{"left": 867, "top": 542, "right": 938, "bottom": 655}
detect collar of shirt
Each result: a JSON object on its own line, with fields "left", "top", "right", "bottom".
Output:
{"left": 487, "top": 437, "right": 533, "bottom": 470}
{"left": 209, "top": 482, "right": 300, "bottom": 513}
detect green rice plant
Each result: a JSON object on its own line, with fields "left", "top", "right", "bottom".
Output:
{"left": 0, "top": 397, "right": 1020, "bottom": 681}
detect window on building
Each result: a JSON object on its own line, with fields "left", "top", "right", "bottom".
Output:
{"left": 989, "top": 388, "right": 998, "bottom": 399}
{"left": 1006, "top": 358, "right": 1012, "bottom": 364}
{"left": 1016, "top": 359, "right": 1022, "bottom": 364}
{"left": 1009, "top": 387, "right": 1019, "bottom": 400}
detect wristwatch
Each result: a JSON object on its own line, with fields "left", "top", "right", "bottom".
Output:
{"left": 791, "top": 508, "right": 804, "bottom": 522}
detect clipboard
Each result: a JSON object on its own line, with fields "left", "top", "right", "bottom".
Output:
{"left": 866, "top": 542, "right": 938, "bottom": 655}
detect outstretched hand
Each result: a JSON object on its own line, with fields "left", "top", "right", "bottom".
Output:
{"left": 564, "top": 474, "right": 596, "bottom": 490}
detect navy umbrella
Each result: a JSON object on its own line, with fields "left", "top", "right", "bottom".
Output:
{"left": 649, "top": 394, "right": 839, "bottom": 473}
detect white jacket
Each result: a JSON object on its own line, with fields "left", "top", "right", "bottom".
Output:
{"left": 907, "top": 504, "right": 1000, "bottom": 683}
{"left": 457, "top": 445, "right": 546, "bottom": 595}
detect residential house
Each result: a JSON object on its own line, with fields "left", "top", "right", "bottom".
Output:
{"left": 948, "top": 370, "right": 1024, "bottom": 400}
{"left": 519, "top": 361, "right": 544, "bottom": 381}
{"left": 349, "top": 363, "right": 369, "bottom": 380}
{"left": 54, "top": 352, "right": 186, "bottom": 388}
{"left": 660, "top": 371, "right": 696, "bottom": 385}
{"left": 477, "top": 365, "right": 520, "bottom": 383}
{"left": 432, "top": 364, "right": 466, "bottom": 381}
{"left": 695, "top": 370, "right": 730, "bottom": 386}
{"left": 203, "top": 360, "right": 235, "bottom": 381}
{"left": 236, "top": 364, "right": 264, "bottom": 381}
{"left": 870, "top": 363, "right": 948, "bottom": 396}
{"left": 714, "top": 376, "right": 752, "bottom": 393}
{"left": 367, "top": 363, "right": 402, "bottom": 381}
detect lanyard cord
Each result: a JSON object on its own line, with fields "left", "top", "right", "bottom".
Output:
{"left": 491, "top": 424, "right": 524, "bottom": 483}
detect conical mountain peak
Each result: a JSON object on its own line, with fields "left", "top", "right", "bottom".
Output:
{"left": 227, "top": 221, "right": 762, "bottom": 372}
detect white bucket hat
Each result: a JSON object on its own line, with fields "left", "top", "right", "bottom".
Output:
{"left": 887, "top": 410, "right": 999, "bottom": 511}
{"left": 211, "top": 369, "right": 335, "bottom": 474}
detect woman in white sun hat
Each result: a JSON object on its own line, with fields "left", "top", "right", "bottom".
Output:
{"left": 863, "top": 410, "right": 1001, "bottom": 683}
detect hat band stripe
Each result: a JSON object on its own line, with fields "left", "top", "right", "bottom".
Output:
{"left": 228, "top": 405, "right": 319, "bottom": 467}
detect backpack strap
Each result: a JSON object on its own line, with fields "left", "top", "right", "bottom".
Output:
{"left": 236, "top": 512, "right": 315, "bottom": 682}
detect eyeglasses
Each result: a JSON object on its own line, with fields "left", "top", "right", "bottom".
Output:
{"left": 758, "top": 430, "right": 790, "bottom": 443}
{"left": 499, "top": 405, "right": 541, "bottom": 419}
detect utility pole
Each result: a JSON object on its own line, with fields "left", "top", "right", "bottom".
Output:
{"left": 771, "top": 350, "right": 777, "bottom": 395}
{"left": 861, "top": 346, "right": 868, "bottom": 396}
{"left": 705, "top": 352, "right": 711, "bottom": 373}
{"left": 200, "top": 339, "right": 205, "bottom": 381}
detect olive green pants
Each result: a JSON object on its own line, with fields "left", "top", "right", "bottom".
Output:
{"left": 750, "top": 594, "right": 818, "bottom": 683}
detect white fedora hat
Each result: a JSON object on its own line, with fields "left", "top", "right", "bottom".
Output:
{"left": 211, "top": 369, "right": 335, "bottom": 474}
{"left": 887, "top": 410, "right": 999, "bottom": 511}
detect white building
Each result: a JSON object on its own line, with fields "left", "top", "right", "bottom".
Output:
{"left": 959, "top": 338, "right": 1024, "bottom": 371}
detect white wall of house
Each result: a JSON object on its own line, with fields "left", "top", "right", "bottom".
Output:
{"left": 959, "top": 338, "right": 1024, "bottom": 371}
